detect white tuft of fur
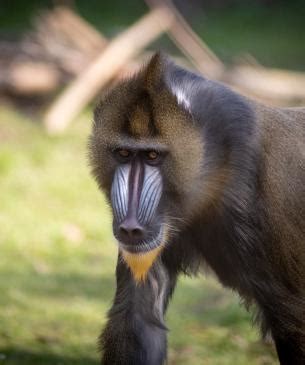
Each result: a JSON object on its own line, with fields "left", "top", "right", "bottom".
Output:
{"left": 171, "top": 85, "right": 191, "bottom": 111}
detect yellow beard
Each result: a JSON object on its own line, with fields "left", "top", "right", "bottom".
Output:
{"left": 121, "top": 245, "right": 164, "bottom": 283}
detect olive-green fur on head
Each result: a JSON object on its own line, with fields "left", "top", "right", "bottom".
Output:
{"left": 89, "top": 53, "right": 204, "bottom": 218}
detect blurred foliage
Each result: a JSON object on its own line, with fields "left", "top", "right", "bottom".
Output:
{"left": 0, "top": 106, "right": 278, "bottom": 364}
{"left": 0, "top": 0, "right": 304, "bottom": 70}
{"left": 192, "top": 0, "right": 305, "bottom": 70}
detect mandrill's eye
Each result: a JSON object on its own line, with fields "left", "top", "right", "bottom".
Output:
{"left": 144, "top": 150, "right": 161, "bottom": 165}
{"left": 147, "top": 151, "right": 158, "bottom": 159}
{"left": 118, "top": 149, "right": 130, "bottom": 158}
{"left": 114, "top": 148, "right": 133, "bottom": 163}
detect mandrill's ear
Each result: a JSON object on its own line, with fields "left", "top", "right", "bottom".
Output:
{"left": 142, "top": 51, "right": 169, "bottom": 92}
{"left": 143, "top": 52, "right": 206, "bottom": 113}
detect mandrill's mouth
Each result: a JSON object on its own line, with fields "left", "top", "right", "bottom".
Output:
{"left": 118, "top": 225, "right": 168, "bottom": 283}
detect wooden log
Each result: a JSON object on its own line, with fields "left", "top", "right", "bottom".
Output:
{"left": 145, "top": 0, "right": 225, "bottom": 79}
{"left": 4, "top": 62, "right": 60, "bottom": 95}
{"left": 53, "top": 6, "right": 108, "bottom": 51}
{"left": 44, "top": 7, "right": 174, "bottom": 134}
{"left": 224, "top": 65, "right": 305, "bottom": 104}
{"left": 34, "top": 6, "right": 108, "bottom": 75}
{"left": 42, "top": 6, "right": 107, "bottom": 55}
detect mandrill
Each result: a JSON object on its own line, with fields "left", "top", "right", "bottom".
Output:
{"left": 89, "top": 53, "right": 305, "bottom": 365}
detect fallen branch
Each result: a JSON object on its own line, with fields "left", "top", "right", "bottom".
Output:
{"left": 44, "top": 7, "right": 174, "bottom": 134}
{"left": 5, "top": 62, "right": 61, "bottom": 95}
{"left": 224, "top": 65, "right": 305, "bottom": 105}
{"left": 145, "top": 0, "right": 225, "bottom": 79}
{"left": 0, "top": 6, "right": 109, "bottom": 96}
{"left": 33, "top": 6, "right": 108, "bottom": 74}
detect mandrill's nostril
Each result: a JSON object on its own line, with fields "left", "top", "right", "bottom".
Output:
{"left": 118, "top": 219, "right": 145, "bottom": 242}
{"left": 131, "top": 228, "right": 143, "bottom": 239}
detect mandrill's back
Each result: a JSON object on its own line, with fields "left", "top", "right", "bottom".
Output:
{"left": 255, "top": 103, "right": 305, "bottom": 281}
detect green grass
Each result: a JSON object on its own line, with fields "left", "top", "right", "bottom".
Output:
{"left": 0, "top": 106, "right": 278, "bottom": 364}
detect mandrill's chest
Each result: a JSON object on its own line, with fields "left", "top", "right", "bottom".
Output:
{"left": 182, "top": 216, "right": 262, "bottom": 295}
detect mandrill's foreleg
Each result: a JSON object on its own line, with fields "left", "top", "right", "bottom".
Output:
{"left": 100, "top": 254, "right": 177, "bottom": 365}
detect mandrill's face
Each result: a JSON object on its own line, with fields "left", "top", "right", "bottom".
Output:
{"left": 108, "top": 145, "right": 169, "bottom": 282}
{"left": 89, "top": 55, "right": 204, "bottom": 282}
{"left": 110, "top": 147, "right": 166, "bottom": 254}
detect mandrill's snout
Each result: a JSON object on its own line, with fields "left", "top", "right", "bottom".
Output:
{"left": 111, "top": 158, "right": 165, "bottom": 281}
{"left": 111, "top": 160, "right": 163, "bottom": 250}
{"left": 117, "top": 216, "right": 145, "bottom": 246}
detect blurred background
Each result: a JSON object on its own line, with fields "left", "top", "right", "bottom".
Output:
{"left": 0, "top": 1, "right": 304, "bottom": 364}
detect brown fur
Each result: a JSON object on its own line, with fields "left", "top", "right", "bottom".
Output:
{"left": 89, "top": 53, "right": 305, "bottom": 364}
{"left": 256, "top": 104, "right": 305, "bottom": 290}
{"left": 128, "top": 105, "right": 152, "bottom": 138}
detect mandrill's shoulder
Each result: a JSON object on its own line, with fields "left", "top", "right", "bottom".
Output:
{"left": 252, "top": 101, "right": 305, "bottom": 175}
{"left": 280, "top": 106, "right": 305, "bottom": 129}
{"left": 253, "top": 101, "right": 305, "bottom": 228}
{"left": 253, "top": 102, "right": 305, "bottom": 147}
